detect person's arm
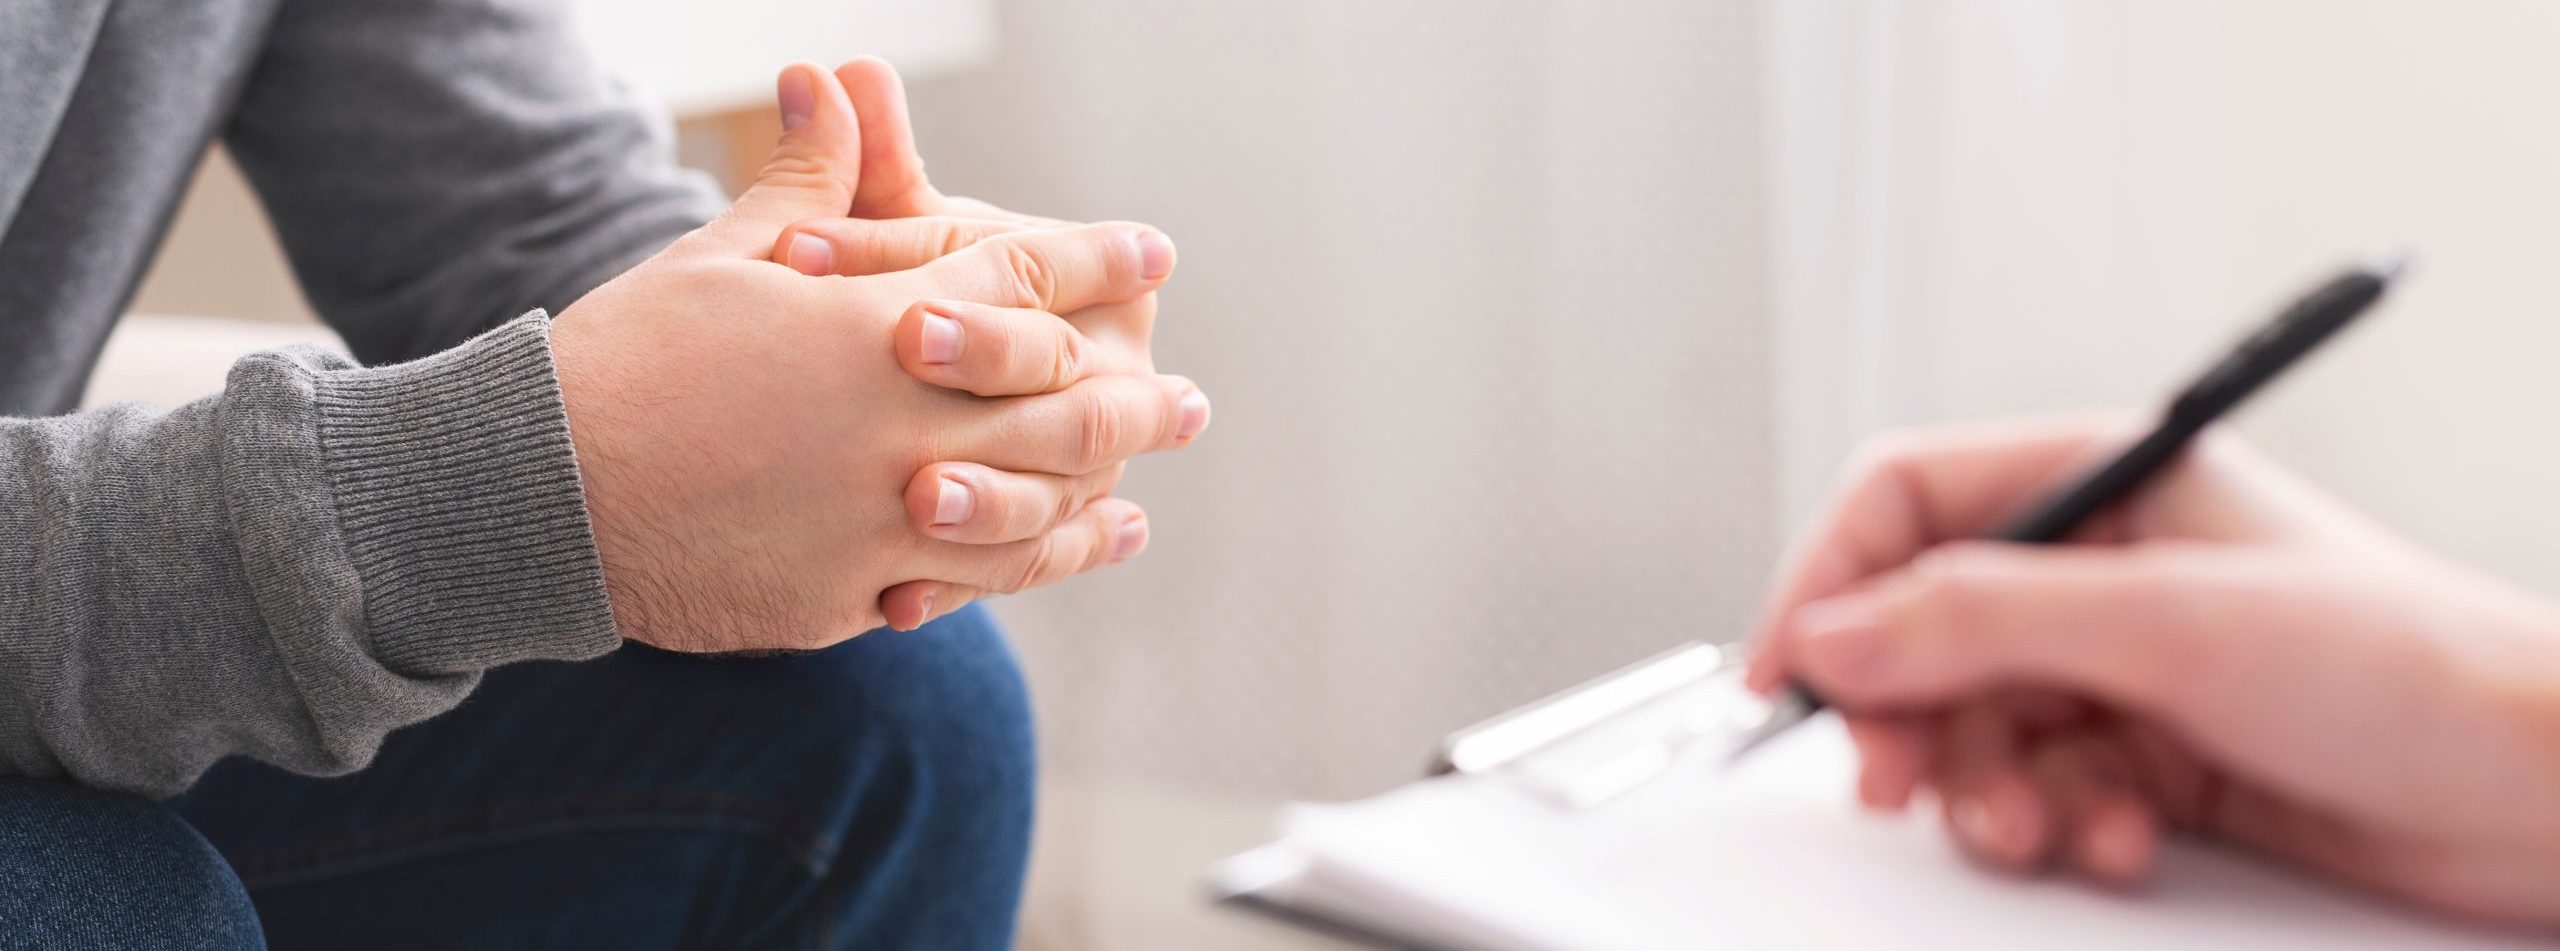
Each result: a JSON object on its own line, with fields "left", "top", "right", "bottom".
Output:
{"left": 0, "top": 317, "right": 619, "bottom": 797}
{"left": 0, "top": 72, "right": 1194, "bottom": 797}
{"left": 1748, "top": 419, "right": 2560, "bottom": 925}
{"left": 223, "top": 0, "right": 723, "bottom": 363}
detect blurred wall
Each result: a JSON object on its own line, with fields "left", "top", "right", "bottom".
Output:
{"left": 1771, "top": 0, "right": 2560, "bottom": 592}
{"left": 900, "top": 2, "right": 1774, "bottom": 945}
{"left": 913, "top": 0, "right": 1772, "bottom": 794}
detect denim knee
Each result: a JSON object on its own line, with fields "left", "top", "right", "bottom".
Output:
{"left": 765, "top": 604, "right": 1039, "bottom": 948}
{"left": 0, "top": 778, "right": 263, "bottom": 951}
{"left": 792, "top": 604, "right": 1037, "bottom": 854}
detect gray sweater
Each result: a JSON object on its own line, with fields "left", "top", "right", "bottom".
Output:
{"left": 0, "top": 0, "right": 728, "bottom": 796}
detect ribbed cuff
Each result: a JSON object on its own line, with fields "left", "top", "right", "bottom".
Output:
{"left": 309, "top": 311, "right": 621, "bottom": 675}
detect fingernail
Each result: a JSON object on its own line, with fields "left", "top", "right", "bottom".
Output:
{"left": 1989, "top": 784, "right": 2039, "bottom": 858}
{"left": 1133, "top": 228, "right": 1175, "bottom": 281}
{"left": 1856, "top": 769, "right": 1893, "bottom": 812}
{"left": 2089, "top": 812, "right": 2151, "bottom": 880}
{"left": 931, "top": 475, "right": 973, "bottom": 527}
{"left": 915, "top": 590, "right": 937, "bottom": 627}
{"left": 786, "top": 232, "right": 834, "bottom": 275}
{"left": 1954, "top": 795, "right": 1997, "bottom": 850}
{"left": 778, "top": 69, "right": 816, "bottom": 132}
{"left": 1110, "top": 517, "right": 1149, "bottom": 563}
{"left": 919, "top": 311, "right": 963, "bottom": 365}
{"left": 1175, "top": 389, "right": 1211, "bottom": 442}
{"left": 1794, "top": 594, "right": 1887, "bottom": 685}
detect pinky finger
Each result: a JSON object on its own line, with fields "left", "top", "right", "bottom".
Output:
{"left": 1844, "top": 713, "right": 1934, "bottom": 812}
{"left": 1943, "top": 770, "right": 2055, "bottom": 874}
{"left": 881, "top": 499, "right": 1152, "bottom": 631}
{"left": 2020, "top": 733, "right": 2161, "bottom": 888}
{"left": 879, "top": 581, "right": 987, "bottom": 633}
{"left": 2070, "top": 795, "right": 2164, "bottom": 888}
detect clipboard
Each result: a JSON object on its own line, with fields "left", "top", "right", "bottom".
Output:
{"left": 1209, "top": 642, "right": 1759, "bottom": 950}
{"left": 1204, "top": 644, "right": 2552, "bottom": 951}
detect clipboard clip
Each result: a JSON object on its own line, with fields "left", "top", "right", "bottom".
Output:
{"left": 1428, "top": 642, "right": 1772, "bottom": 811}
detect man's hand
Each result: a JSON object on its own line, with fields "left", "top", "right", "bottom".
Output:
{"left": 764, "top": 58, "right": 1197, "bottom": 631}
{"left": 547, "top": 63, "right": 1201, "bottom": 653}
{"left": 1747, "top": 419, "right": 2560, "bottom": 925}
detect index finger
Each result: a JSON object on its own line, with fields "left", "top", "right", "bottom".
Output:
{"left": 954, "top": 373, "right": 1208, "bottom": 476}
{"left": 1744, "top": 416, "right": 2133, "bottom": 692}
{"left": 881, "top": 222, "right": 1176, "bottom": 315}
{"left": 774, "top": 216, "right": 1028, "bottom": 277}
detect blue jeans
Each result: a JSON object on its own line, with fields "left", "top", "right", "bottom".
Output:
{"left": 0, "top": 605, "right": 1035, "bottom": 950}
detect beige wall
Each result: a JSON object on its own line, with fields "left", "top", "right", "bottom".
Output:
{"left": 902, "top": 3, "right": 1774, "bottom": 947}
{"left": 129, "top": 107, "right": 757, "bottom": 328}
{"left": 128, "top": 149, "right": 312, "bottom": 325}
{"left": 1772, "top": 0, "right": 2560, "bottom": 592}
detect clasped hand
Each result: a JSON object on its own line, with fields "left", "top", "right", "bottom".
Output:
{"left": 551, "top": 60, "right": 1206, "bottom": 653}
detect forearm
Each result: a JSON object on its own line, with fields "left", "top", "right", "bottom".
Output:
{"left": 231, "top": 0, "right": 723, "bottom": 363}
{"left": 0, "top": 314, "right": 619, "bottom": 796}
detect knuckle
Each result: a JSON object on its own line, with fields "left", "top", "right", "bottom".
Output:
{"left": 1903, "top": 544, "right": 2002, "bottom": 637}
{"left": 888, "top": 227, "right": 941, "bottom": 269}
{"left": 756, "top": 154, "right": 851, "bottom": 207}
{"left": 938, "top": 221, "right": 986, "bottom": 258}
{"left": 1092, "top": 224, "right": 1141, "bottom": 283}
{"left": 1049, "top": 483, "right": 1083, "bottom": 534}
{"left": 1067, "top": 389, "right": 1126, "bottom": 471}
{"left": 994, "top": 238, "right": 1059, "bottom": 309}
{"left": 1006, "top": 539, "right": 1058, "bottom": 595}
{"left": 1075, "top": 511, "right": 1126, "bottom": 574}
{"left": 1046, "top": 326, "right": 1088, "bottom": 391}
{"left": 982, "top": 316, "right": 1031, "bottom": 382}
{"left": 851, "top": 230, "right": 906, "bottom": 271}
{"left": 757, "top": 153, "right": 830, "bottom": 184}
{"left": 1844, "top": 431, "right": 1929, "bottom": 487}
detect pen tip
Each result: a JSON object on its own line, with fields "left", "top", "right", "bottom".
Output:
{"left": 1722, "top": 713, "right": 1793, "bottom": 768}
{"left": 2367, "top": 249, "right": 2414, "bottom": 283}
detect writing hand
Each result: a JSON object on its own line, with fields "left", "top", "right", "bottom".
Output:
{"left": 1748, "top": 418, "right": 2560, "bottom": 925}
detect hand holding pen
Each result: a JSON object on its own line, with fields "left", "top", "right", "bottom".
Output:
{"left": 1718, "top": 259, "right": 2560, "bottom": 921}
{"left": 1734, "top": 256, "right": 2403, "bottom": 761}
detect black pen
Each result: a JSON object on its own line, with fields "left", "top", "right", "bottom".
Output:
{"left": 1727, "top": 252, "right": 2409, "bottom": 763}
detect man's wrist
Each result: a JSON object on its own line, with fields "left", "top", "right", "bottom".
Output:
{"left": 308, "top": 311, "right": 622, "bottom": 673}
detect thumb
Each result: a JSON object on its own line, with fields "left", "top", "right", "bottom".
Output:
{"left": 836, "top": 56, "right": 944, "bottom": 218}
{"left": 1780, "top": 541, "right": 2274, "bottom": 721}
{"left": 684, "top": 63, "right": 865, "bottom": 256}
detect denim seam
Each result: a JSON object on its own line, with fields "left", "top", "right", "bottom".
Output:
{"left": 233, "top": 809, "right": 839, "bottom": 890}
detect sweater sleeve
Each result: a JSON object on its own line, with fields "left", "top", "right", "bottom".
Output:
{"left": 0, "top": 314, "right": 620, "bottom": 797}
{"left": 223, "top": 0, "right": 725, "bottom": 364}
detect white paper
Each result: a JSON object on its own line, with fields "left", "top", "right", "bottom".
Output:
{"left": 1274, "top": 718, "right": 2549, "bottom": 951}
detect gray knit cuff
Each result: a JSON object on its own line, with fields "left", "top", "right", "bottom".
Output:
{"left": 309, "top": 311, "right": 621, "bottom": 675}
